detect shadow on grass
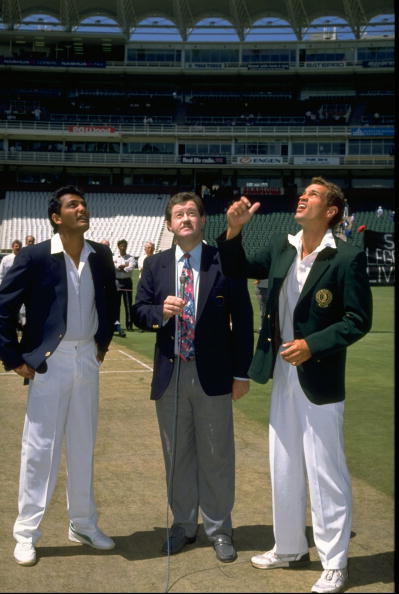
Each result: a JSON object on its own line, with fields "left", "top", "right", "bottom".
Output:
{"left": 36, "top": 524, "right": 394, "bottom": 587}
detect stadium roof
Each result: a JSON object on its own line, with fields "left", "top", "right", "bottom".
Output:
{"left": 0, "top": 0, "right": 395, "bottom": 41}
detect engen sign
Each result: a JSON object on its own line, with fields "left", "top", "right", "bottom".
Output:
{"left": 67, "top": 126, "right": 117, "bottom": 135}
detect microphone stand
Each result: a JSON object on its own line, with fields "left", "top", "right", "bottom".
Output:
{"left": 164, "top": 273, "right": 187, "bottom": 593}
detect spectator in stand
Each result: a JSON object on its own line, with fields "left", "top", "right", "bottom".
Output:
{"left": 0, "top": 239, "right": 22, "bottom": 284}
{"left": 32, "top": 107, "right": 42, "bottom": 121}
{"left": 113, "top": 239, "right": 134, "bottom": 332}
{"left": 376, "top": 205, "right": 384, "bottom": 218}
{"left": 25, "top": 235, "right": 35, "bottom": 246}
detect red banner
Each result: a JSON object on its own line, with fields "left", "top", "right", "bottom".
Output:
{"left": 67, "top": 126, "right": 117, "bottom": 134}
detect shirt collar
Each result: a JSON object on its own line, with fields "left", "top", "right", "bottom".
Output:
{"left": 50, "top": 233, "right": 95, "bottom": 257}
{"left": 287, "top": 228, "right": 336, "bottom": 258}
{"left": 175, "top": 242, "right": 203, "bottom": 268}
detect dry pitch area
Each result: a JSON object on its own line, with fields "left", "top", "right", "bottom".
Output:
{"left": 0, "top": 344, "right": 394, "bottom": 593}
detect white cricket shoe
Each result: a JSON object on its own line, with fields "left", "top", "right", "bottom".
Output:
{"left": 311, "top": 568, "right": 348, "bottom": 593}
{"left": 68, "top": 523, "right": 115, "bottom": 550}
{"left": 14, "top": 542, "right": 37, "bottom": 566}
{"left": 251, "top": 547, "right": 310, "bottom": 569}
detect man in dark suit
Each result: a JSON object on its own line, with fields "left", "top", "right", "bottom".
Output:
{"left": 217, "top": 177, "right": 372, "bottom": 593}
{"left": 0, "top": 186, "right": 118, "bottom": 566}
{"left": 132, "top": 191, "right": 253, "bottom": 563}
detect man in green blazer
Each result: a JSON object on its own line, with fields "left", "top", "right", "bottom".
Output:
{"left": 217, "top": 177, "right": 372, "bottom": 594}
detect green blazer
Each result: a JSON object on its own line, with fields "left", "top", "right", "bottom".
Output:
{"left": 217, "top": 232, "right": 373, "bottom": 405}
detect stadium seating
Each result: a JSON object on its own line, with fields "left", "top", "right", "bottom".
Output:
{"left": 203, "top": 209, "right": 394, "bottom": 256}
{"left": 0, "top": 192, "right": 171, "bottom": 256}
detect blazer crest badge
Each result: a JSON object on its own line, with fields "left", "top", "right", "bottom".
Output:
{"left": 315, "top": 289, "right": 333, "bottom": 308}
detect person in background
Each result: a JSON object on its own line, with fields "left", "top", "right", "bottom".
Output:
{"left": 254, "top": 278, "right": 268, "bottom": 332}
{"left": 137, "top": 241, "right": 155, "bottom": 278}
{"left": 0, "top": 239, "right": 22, "bottom": 284}
{"left": 376, "top": 205, "right": 384, "bottom": 218}
{"left": 217, "top": 177, "right": 372, "bottom": 593}
{"left": 113, "top": 239, "right": 134, "bottom": 332}
{"left": 0, "top": 186, "right": 118, "bottom": 567}
{"left": 101, "top": 239, "right": 126, "bottom": 338}
{"left": 132, "top": 191, "right": 253, "bottom": 564}
{"left": 18, "top": 237, "right": 36, "bottom": 326}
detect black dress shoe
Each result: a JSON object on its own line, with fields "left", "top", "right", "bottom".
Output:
{"left": 213, "top": 534, "right": 237, "bottom": 563}
{"left": 161, "top": 525, "right": 196, "bottom": 555}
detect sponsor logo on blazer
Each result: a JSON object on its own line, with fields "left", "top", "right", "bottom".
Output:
{"left": 315, "top": 289, "right": 333, "bottom": 308}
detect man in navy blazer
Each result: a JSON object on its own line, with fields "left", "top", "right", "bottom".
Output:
{"left": 132, "top": 191, "right": 253, "bottom": 563}
{"left": 0, "top": 186, "right": 118, "bottom": 566}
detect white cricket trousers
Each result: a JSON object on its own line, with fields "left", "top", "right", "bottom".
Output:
{"left": 269, "top": 354, "right": 352, "bottom": 569}
{"left": 13, "top": 339, "right": 100, "bottom": 545}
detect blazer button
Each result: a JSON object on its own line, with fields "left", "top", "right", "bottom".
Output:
{"left": 267, "top": 337, "right": 272, "bottom": 342}
{"left": 45, "top": 351, "right": 51, "bottom": 357}
{"left": 267, "top": 314, "right": 271, "bottom": 319}
{"left": 169, "top": 358, "right": 174, "bottom": 363}
{"left": 58, "top": 334, "right": 63, "bottom": 339}
{"left": 171, "top": 336, "right": 175, "bottom": 340}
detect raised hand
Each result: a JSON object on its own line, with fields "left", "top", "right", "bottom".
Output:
{"left": 226, "top": 196, "right": 261, "bottom": 239}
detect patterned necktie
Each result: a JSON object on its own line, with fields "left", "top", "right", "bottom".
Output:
{"left": 179, "top": 253, "right": 195, "bottom": 361}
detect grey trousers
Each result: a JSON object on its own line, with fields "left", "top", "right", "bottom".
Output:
{"left": 156, "top": 358, "right": 234, "bottom": 540}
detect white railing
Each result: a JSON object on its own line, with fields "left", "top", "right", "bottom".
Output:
{"left": 0, "top": 151, "right": 393, "bottom": 168}
{"left": 0, "top": 120, "right": 373, "bottom": 137}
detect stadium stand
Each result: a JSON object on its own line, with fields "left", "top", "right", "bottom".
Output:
{"left": 0, "top": 0, "right": 394, "bottom": 262}
{"left": 0, "top": 192, "right": 170, "bottom": 256}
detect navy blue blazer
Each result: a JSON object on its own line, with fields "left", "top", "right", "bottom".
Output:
{"left": 0, "top": 238, "right": 118, "bottom": 373}
{"left": 132, "top": 243, "right": 254, "bottom": 400}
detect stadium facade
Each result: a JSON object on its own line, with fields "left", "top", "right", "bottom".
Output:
{"left": 0, "top": 0, "right": 395, "bottom": 251}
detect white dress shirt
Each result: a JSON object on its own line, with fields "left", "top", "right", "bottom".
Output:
{"left": 50, "top": 234, "right": 98, "bottom": 341}
{"left": 0, "top": 253, "right": 16, "bottom": 284}
{"left": 113, "top": 252, "right": 134, "bottom": 280}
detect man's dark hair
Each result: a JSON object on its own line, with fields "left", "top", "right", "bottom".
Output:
{"left": 310, "top": 176, "right": 346, "bottom": 229}
{"left": 117, "top": 239, "right": 128, "bottom": 247}
{"left": 48, "top": 185, "right": 85, "bottom": 233}
{"left": 165, "top": 191, "right": 205, "bottom": 223}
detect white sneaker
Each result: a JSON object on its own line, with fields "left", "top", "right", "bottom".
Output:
{"left": 251, "top": 548, "right": 310, "bottom": 569}
{"left": 311, "top": 568, "right": 348, "bottom": 593}
{"left": 68, "top": 523, "right": 115, "bottom": 550}
{"left": 14, "top": 542, "right": 37, "bottom": 566}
